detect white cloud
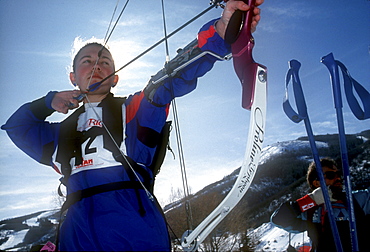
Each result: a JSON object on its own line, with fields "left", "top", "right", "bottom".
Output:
{"left": 266, "top": 2, "right": 315, "bottom": 19}
{"left": 15, "top": 50, "right": 68, "bottom": 58}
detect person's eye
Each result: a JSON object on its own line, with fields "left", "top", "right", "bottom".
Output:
{"left": 83, "top": 59, "right": 92, "bottom": 64}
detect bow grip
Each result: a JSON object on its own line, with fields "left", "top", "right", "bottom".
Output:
{"left": 224, "top": 0, "right": 255, "bottom": 45}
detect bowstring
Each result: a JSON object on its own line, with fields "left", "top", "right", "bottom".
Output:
{"left": 161, "top": 0, "right": 170, "bottom": 64}
{"left": 80, "top": 0, "right": 155, "bottom": 200}
{"left": 160, "top": 0, "right": 194, "bottom": 232}
{"left": 102, "top": 0, "right": 130, "bottom": 44}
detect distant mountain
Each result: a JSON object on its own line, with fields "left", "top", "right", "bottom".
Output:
{"left": 1, "top": 130, "right": 369, "bottom": 251}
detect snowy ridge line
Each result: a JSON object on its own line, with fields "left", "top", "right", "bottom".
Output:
{"left": 259, "top": 140, "right": 328, "bottom": 164}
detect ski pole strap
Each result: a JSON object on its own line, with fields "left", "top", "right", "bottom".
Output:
{"left": 283, "top": 59, "right": 307, "bottom": 123}
{"left": 336, "top": 60, "right": 370, "bottom": 120}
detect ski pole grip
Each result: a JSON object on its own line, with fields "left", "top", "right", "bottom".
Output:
{"left": 321, "top": 53, "right": 343, "bottom": 109}
{"left": 283, "top": 59, "right": 307, "bottom": 123}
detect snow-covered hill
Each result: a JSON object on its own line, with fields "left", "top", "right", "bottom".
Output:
{"left": 259, "top": 140, "right": 328, "bottom": 164}
{"left": 0, "top": 210, "right": 58, "bottom": 251}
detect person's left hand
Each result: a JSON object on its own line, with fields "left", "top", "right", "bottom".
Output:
{"left": 215, "top": 0, "right": 264, "bottom": 39}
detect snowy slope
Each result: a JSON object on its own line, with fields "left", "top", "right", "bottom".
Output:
{"left": 0, "top": 229, "right": 29, "bottom": 251}
{"left": 249, "top": 222, "right": 311, "bottom": 252}
{"left": 0, "top": 210, "right": 58, "bottom": 251}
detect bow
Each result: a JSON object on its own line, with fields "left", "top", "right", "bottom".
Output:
{"left": 181, "top": 0, "right": 267, "bottom": 250}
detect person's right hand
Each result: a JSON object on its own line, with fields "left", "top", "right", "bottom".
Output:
{"left": 51, "top": 90, "right": 83, "bottom": 114}
{"left": 215, "top": 0, "right": 264, "bottom": 39}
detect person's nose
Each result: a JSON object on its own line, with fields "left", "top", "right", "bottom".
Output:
{"left": 93, "top": 64, "right": 101, "bottom": 71}
{"left": 334, "top": 175, "right": 342, "bottom": 183}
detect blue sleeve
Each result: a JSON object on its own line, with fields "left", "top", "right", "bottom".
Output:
{"left": 149, "top": 18, "right": 231, "bottom": 106}
{"left": 124, "top": 92, "right": 169, "bottom": 167}
{"left": 126, "top": 19, "right": 231, "bottom": 166}
{"left": 1, "top": 91, "right": 60, "bottom": 167}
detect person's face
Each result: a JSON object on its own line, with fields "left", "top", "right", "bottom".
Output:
{"left": 314, "top": 165, "right": 342, "bottom": 189}
{"left": 70, "top": 44, "right": 118, "bottom": 94}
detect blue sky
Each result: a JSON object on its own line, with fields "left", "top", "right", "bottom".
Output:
{"left": 0, "top": 0, "right": 369, "bottom": 220}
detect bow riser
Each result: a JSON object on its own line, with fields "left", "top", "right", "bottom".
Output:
{"left": 230, "top": 0, "right": 267, "bottom": 110}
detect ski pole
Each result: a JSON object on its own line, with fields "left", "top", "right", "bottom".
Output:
{"left": 321, "top": 52, "right": 359, "bottom": 252}
{"left": 283, "top": 59, "right": 344, "bottom": 252}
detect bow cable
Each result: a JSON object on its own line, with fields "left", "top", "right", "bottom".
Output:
{"left": 160, "top": 0, "right": 195, "bottom": 231}
{"left": 102, "top": 0, "right": 130, "bottom": 47}
{"left": 161, "top": 0, "right": 170, "bottom": 64}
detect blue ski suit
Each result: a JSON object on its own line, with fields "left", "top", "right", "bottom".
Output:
{"left": 1, "top": 19, "right": 230, "bottom": 251}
